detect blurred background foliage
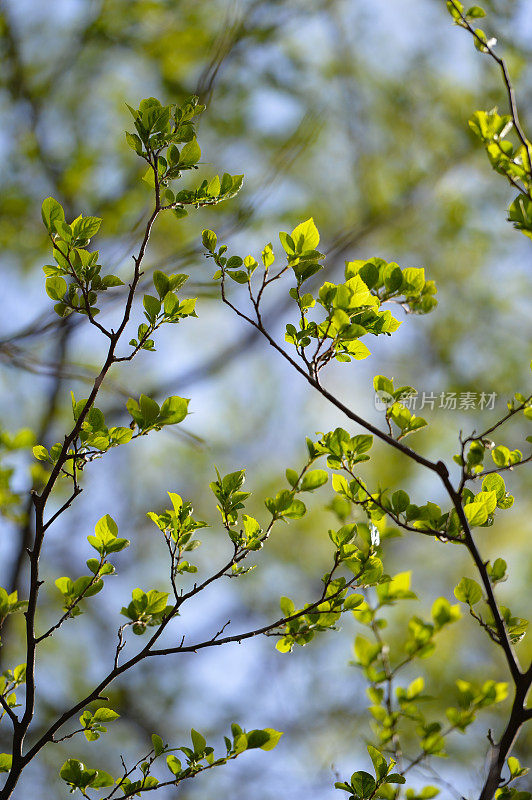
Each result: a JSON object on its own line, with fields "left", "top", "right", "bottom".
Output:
{"left": 0, "top": 0, "right": 531, "bottom": 797}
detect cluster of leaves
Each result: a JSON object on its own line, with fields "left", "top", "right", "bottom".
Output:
{"left": 310, "top": 427, "right": 445, "bottom": 540}
{"left": 120, "top": 589, "right": 172, "bottom": 636}
{"left": 208, "top": 463, "right": 324, "bottom": 577}
{"left": 312, "top": 428, "right": 374, "bottom": 471}
{"left": 462, "top": 473, "right": 514, "bottom": 527}
{"left": 205, "top": 456, "right": 384, "bottom": 651}
{"left": 126, "top": 394, "right": 189, "bottom": 434}
{"left": 468, "top": 108, "right": 532, "bottom": 237}
{"left": 147, "top": 492, "right": 207, "bottom": 575}
{"left": 446, "top": 0, "right": 498, "bottom": 58}
{"left": 209, "top": 468, "right": 252, "bottom": 529}
{"left": 265, "top": 458, "right": 331, "bottom": 523}
{"left": 55, "top": 515, "right": 129, "bottom": 617}
{"left": 455, "top": 391, "right": 532, "bottom": 480}
{"left": 333, "top": 475, "right": 457, "bottom": 541}
{"left": 373, "top": 376, "right": 427, "bottom": 440}
{"left": 454, "top": 572, "right": 528, "bottom": 646}
{"left": 276, "top": 576, "right": 365, "bottom": 654}
{"left": 34, "top": 396, "right": 132, "bottom": 468}
{"left": 343, "top": 569, "right": 515, "bottom": 795}
{"left": 335, "top": 745, "right": 405, "bottom": 800}
{"left": 344, "top": 258, "right": 437, "bottom": 315}
{"left": 314, "top": 417, "right": 524, "bottom": 549}
{"left": 60, "top": 725, "right": 282, "bottom": 797}
{"left": 125, "top": 96, "right": 243, "bottom": 214}
{"left": 131, "top": 271, "right": 196, "bottom": 353}
{"left": 41, "top": 198, "right": 124, "bottom": 318}
{"left": 32, "top": 393, "right": 190, "bottom": 475}
{"left": 457, "top": 439, "right": 524, "bottom": 477}
{"left": 275, "top": 517, "right": 385, "bottom": 654}
{"left": 202, "top": 219, "right": 437, "bottom": 372}
{"left": 78, "top": 707, "right": 120, "bottom": 743}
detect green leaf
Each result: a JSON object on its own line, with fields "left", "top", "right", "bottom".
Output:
{"left": 45, "top": 277, "right": 67, "bottom": 301}
{"left": 446, "top": 0, "right": 464, "bottom": 19}
{"left": 143, "top": 294, "right": 161, "bottom": 319}
{"left": 492, "top": 445, "right": 510, "bottom": 466}
{"left": 392, "top": 489, "right": 409, "bottom": 512}
{"left": 191, "top": 728, "right": 206, "bottom": 753}
{"left": 350, "top": 771, "right": 376, "bottom": 798}
{"left": 92, "top": 707, "right": 120, "bottom": 722}
{"left": 386, "top": 773, "right": 406, "bottom": 785}
{"left": 125, "top": 131, "right": 143, "bottom": 153}
{"left": 245, "top": 729, "right": 270, "bottom": 749}
{"left": 102, "top": 274, "right": 124, "bottom": 288}
{"left": 432, "top": 596, "right": 461, "bottom": 628}
{"left": 279, "top": 231, "right": 296, "bottom": 254}
{"left": 489, "top": 557, "right": 507, "bottom": 584}
{"left": 109, "top": 426, "right": 133, "bottom": 445}
{"left": 343, "top": 593, "right": 364, "bottom": 610}
{"left": 300, "top": 469, "right": 328, "bottom": 491}
{"left": 282, "top": 498, "right": 306, "bottom": 519}
{"left": 290, "top": 218, "right": 320, "bottom": 252}
{"left": 151, "top": 733, "right": 164, "bottom": 755}
{"left": 202, "top": 229, "right": 217, "bottom": 253}
{"left": 402, "top": 266, "right": 425, "bottom": 293}
{"left": 454, "top": 577, "right": 482, "bottom": 605}
{"left": 231, "top": 174, "right": 244, "bottom": 194}
{"left": 153, "top": 271, "right": 170, "bottom": 299}
{"left": 508, "top": 195, "right": 532, "bottom": 238}
{"left": 373, "top": 375, "right": 394, "bottom": 394}
{"left": 146, "top": 590, "right": 169, "bottom": 614}
{"left": 32, "top": 445, "right": 49, "bottom": 461}
{"left": 482, "top": 473, "right": 506, "bottom": 502}
{"left": 255, "top": 728, "right": 283, "bottom": 751}
{"left": 90, "top": 771, "right": 114, "bottom": 789}
{"left": 473, "top": 27, "right": 491, "bottom": 52}
{"left": 60, "top": 759, "right": 84, "bottom": 786}
{"left": 416, "top": 788, "right": 440, "bottom": 799}
{"left": 158, "top": 396, "right": 189, "bottom": 425}
{"left": 166, "top": 754, "right": 182, "bottom": 775}
{"left": 0, "top": 754, "right": 12, "bottom": 773}
{"left": 285, "top": 468, "right": 299, "bottom": 488}
{"left": 367, "top": 744, "right": 387, "bottom": 781}
{"left": 41, "top": 197, "right": 65, "bottom": 230}
{"left": 474, "top": 490, "right": 497, "bottom": 514}
{"left": 354, "top": 635, "right": 380, "bottom": 667}
{"left": 139, "top": 394, "right": 160, "bottom": 425}
{"left": 464, "top": 501, "right": 489, "bottom": 526}
{"left": 72, "top": 216, "right": 102, "bottom": 240}
{"left": 466, "top": 5, "right": 486, "bottom": 17}
{"left": 179, "top": 138, "right": 201, "bottom": 166}
{"left": 94, "top": 514, "right": 118, "bottom": 544}
{"left": 55, "top": 576, "right": 74, "bottom": 595}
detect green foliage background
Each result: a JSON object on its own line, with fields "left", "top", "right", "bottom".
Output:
{"left": 0, "top": 0, "right": 531, "bottom": 797}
